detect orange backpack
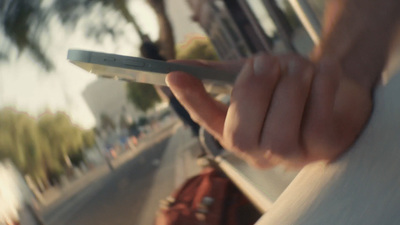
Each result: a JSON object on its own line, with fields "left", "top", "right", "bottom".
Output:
{"left": 155, "top": 168, "right": 260, "bottom": 225}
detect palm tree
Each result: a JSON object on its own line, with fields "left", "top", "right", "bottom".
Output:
{"left": 1, "top": 0, "right": 54, "bottom": 70}
{"left": 146, "top": 0, "right": 176, "bottom": 59}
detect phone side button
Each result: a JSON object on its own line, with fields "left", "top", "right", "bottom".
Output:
{"left": 123, "top": 59, "right": 145, "bottom": 67}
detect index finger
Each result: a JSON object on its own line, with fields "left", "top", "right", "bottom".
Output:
{"left": 166, "top": 71, "right": 228, "bottom": 141}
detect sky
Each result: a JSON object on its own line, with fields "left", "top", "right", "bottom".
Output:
{"left": 0, "top": 0, "right": 203, "bottom": 129}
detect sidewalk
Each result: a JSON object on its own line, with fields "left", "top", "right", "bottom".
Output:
{"left": 39, "top": 119, "right": 181, "bottom": 213}
{"left": 135, "top": 126, "right": 203, "bottom": 225}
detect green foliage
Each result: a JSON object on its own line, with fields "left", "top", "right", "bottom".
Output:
{"left": 176, "top": 37, "right": 219, "bottom": 60}
{"left": 126, "top": 83, "right": 161, "bottom": 112}
{"left": 82, "top": 130, "right": 96, "bottom": 149}
{"left": 0, "top": 109, "right": 40, "bottom": 174}
{"left": 1, "top": 0, "right": 54, "bottom": 70}
{"left": 0, "top": 129, "right": 12, "bottom": 159}
{"left": 0, "top": 108, "right": 91, "bottom": 185}
{"left": 69, "top": 151, "right": 85, "bottom": 167}
{"left": 38, "top": 112, "right": 84, "bottom": 157}
{"left": 1, "top": 0, "right": 147, "bottom": 71}
{"left": 126, "top": 37, "right": 218, "bottom": 114}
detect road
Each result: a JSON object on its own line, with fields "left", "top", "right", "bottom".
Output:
{"left": 43, "top": 127, "right": 202, "bottom": 225}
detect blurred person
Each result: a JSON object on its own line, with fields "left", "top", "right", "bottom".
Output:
{"left": 145, "top": 0, "right": 176, "bottom": 60}
{"left": 140, "top": 0, "right": 200, "bottom": 136}
{"left": 140, "top": 41, "right": 200, "bottom": 136}
{"left": 166, "top": 0, "right": 400, "bottom": 224}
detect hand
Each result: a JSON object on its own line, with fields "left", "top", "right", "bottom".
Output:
{"left": 166, "top": 54, "right": 373, "bottom": 168}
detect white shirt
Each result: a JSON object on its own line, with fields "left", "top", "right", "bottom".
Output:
{"left": 256, "top": 68, "right": 400, "bottom": 224}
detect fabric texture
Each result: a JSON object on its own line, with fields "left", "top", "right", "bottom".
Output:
{"left": 155, "top": 168, "right": 260, "bottom": 225}
{"left": 256, "top": 72, "right": 400, "bottom": 224}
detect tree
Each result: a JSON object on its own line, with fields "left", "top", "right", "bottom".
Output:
{"left": 126, "top": 82, "right": 161, "bottom": 112}
{"left": 1, "top": 0, "right": 146, "bottom": 71}
{"left": 125, "top": 1, "right": 219, "bottom": 115}
{"left": 176, "top": 37, "right": 219, "bottom": 61}
{"left": 82, "top": 130, "right": 96, "bottom": 149}
{"left": 146, "top": 0, "right": 176, "bottom": 59}
{"left": 0, "top": 108, "right": 48, "bottom": 181}
{"left": 0, "top": 109, "right": 15, "bottom": 159}
{"left": 0, "top": 129, "right": 13, "bottom": 159}
{"left": 38, "top": 112, "right": 84, "bottom": 168}
{"left": 1, "top": 0, "right": 54, "bottom": 70}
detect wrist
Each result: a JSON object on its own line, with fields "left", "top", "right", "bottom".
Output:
{"left": 313, "top": 0, "right": 400, "bottom": 90}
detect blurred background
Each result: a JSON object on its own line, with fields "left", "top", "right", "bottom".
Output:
{"left": 0, "top": 0, "right": 215, "bottom": 224}
{"left": 0, "top": 0, "right": 323, "bottom": 224}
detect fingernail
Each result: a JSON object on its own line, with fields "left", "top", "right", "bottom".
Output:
{"left": 287, "top": 60, "right": 314, "bottom": 83}
{"left": 235, "top": 60, "right": 253, "bottom": 83}
{"left": 254, "top": 54, "right": 279, "bottom": 77}
{"left": 165, "top": 73, "right": 177, "bottom": 87}
{"left": 165, "top": 75, "right": 170, "bottom": 87}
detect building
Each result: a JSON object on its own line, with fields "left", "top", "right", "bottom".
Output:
{"left": 186, "top": 0, "right": 321, "bottom": 60}
{"left": 82, "top": 79, "right": 143, "bottom": 150}
{"left": 82, "top": 79, "right": 142, "bottom": 131}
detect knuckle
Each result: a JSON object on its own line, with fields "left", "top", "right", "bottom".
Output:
{"left": 224, "top": 130, "right": 255, "bottom": 152}
{"left": 280, "top": 55, "right": 314, "bottom": 79}
{"left": 242, "top": 149, "right": 276, "bottom": 169}
{"left": 232, "top": 140, "right": 252, "bottom": 152}
{"left": 272, "top": 143, "right": 294, "bottom": 157}
{"left": 236, "top": 55, "right": 280, "bottom": 84}
{"left": 261, "top": 137, "right": 299, "bottom": 158}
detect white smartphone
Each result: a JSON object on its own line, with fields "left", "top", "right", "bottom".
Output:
{"left": 67, "top": 49, "right": 237, "bottom": 93}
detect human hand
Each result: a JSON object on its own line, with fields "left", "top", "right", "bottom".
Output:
{"left": 166, "top": 54, "right": 373, "bottom": 168}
